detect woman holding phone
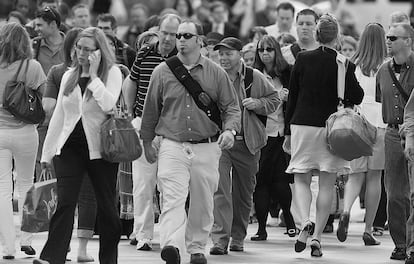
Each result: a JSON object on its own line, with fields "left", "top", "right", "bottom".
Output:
{"left": 33, "top": 27, "right": 123, "bottom": 264}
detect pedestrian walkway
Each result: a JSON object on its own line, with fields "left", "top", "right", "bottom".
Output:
{"left": 4, "top": 216, "right": 399, "bottom": 264}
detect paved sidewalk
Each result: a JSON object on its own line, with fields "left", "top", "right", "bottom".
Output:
{"left": 3, "top": 216, "right": 401, "bottom": 264}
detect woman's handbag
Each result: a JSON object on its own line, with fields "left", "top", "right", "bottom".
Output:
{"left": 3, "top": 59, "right": 45, "bottom": 124}
{"left": 21, "top": 170, "right": 57, "bottom": 233}
{"left": 326, "top": 54, "right": 377, "bottom": 161}
{"left": 100, "top": 90, "right": 142, "bottom": 163}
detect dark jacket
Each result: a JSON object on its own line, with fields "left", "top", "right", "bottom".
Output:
{"left": 285, "top": 46, "right": 364, "bottom": 134}
{"left": 202, "top": 22, "right": 239, "bottom": 38}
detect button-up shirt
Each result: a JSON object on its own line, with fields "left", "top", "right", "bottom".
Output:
{"left": 140, "top": 55, "right": 241, "bottom": 143}
{"left": 376, "top": 53, "right": 414, "bottom": 125}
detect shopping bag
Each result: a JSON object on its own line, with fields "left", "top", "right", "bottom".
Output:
{"left": 21, "top": 170, "right": 57, "bottom": 233}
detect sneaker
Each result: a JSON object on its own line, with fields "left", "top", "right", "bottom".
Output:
{"left": 190, "top": 253, "right": 207, "bottom": 264}
{"left": 137, "top": 239, "right": 153, "bottom": 251}
{"left": 390, "top": 247, "right": 407, "bottom": 260}
{"left": 229, "top": 240, "right": 244, "bottom": 252}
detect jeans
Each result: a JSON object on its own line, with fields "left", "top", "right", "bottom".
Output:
{"left": 384, "top": 127, "right": 410, "bottom": 249}
{"left": 211, "top": 140, "right": 260, "bottom": 247}
{"left": 39, "top": 143, "right": 121, "bottom": 264}
{"left": 373, "top": 171, "right": 387, "bottom": 228}
{"left": 0, "top": 125, "right": 38, "bottom": 256}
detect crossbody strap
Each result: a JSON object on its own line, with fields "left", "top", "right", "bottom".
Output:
{"left": 165, "top": 56, "right": 222, "bottom": 129}
{"left": 13, "top": 59, "right": 25, "bottom": 82}
{"left": 387, "top": 60, "right": 409, "bottom": 102}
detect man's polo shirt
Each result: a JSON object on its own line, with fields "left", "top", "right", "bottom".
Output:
{"left": 36, "top": 32, "right": 65, "bottom": 75}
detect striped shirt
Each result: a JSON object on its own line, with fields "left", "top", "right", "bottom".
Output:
{"left": 130, "top": 42, "right": 177, "bottom": 117}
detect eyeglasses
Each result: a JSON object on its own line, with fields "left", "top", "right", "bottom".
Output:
{"left": 386, "top": 35, "right": 410, "bottom": 42}
{"left": 258, "top": 47, "right": 275, "bottom": 53}
{"left": 176, "top": 33, "right": 197, "bottom": 40}
{"left": 75, "top": 44, "right": 97, "bottom": 53}
{"left": 98, "top": 26, "right": 112, "bottom": 31}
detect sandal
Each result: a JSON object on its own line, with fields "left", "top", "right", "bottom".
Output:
{"left": 294, "top": 222, "right": 313, "bottom": 252}
{"left": 310, "top": 239, "right": 323, "bottom": 257}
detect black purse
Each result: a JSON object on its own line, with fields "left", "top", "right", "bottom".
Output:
{"left": 3, "top": 59, "right": 45, "bottom": 124}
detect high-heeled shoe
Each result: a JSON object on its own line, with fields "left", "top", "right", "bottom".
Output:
{"left": 337, "top": 212, "right": 350, "bottom": 242}
{"left": 310, "top": 239, "right": 323, "bottom": 257}
{"left": 294, "top": 222, "right": 314, "bottom": 252}
{"left": 363, "top": 232, "right": 381, "bottom": 246}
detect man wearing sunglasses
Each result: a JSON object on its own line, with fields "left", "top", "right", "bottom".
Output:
{"left": 210, "top": 37, "right": 279, "bottom": 255}
{"left": 141, "top": 20, "right": 241, "bottom": 264}
{"left": 377, "top": 23, "right": 414, "bottom": 263}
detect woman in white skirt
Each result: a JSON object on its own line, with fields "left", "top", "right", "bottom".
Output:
{"left": 336, "top": 23, "right": 387, "bottom": 246}
{"left": 284, "top": 14, "right": 364, "bottom": 257}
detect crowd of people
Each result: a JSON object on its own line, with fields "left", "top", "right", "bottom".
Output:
{"left": 1, "top": 0, "right": 414, "bottom": 264}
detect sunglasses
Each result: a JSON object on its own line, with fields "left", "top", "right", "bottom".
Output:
{"left": 386, "top": 35, "right": 409, "bottom": 42}
{"left": 176, "top": 33, "right": 197, "bottom": 40}
{"left": 258, "top": 47, "right": 275, "bottom": 53}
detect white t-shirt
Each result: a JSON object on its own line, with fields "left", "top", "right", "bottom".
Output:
{"left": 354, "top": 65, "right": 386, "bottom": 128}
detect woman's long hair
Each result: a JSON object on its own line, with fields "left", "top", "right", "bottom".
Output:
{"left": 63, "top": 27, "right": 83, "bottom": 68}
{"left": 63, "top": 27, "right": 115, "bottom": 97}
{"left": 0, "top": 22, "right": 32, "bottom": 66}
{"left": 253, "top": 35, "right": 289, "bottom": 78}
{"left": 351, "top": 23, "right": 386, "bottom": 76}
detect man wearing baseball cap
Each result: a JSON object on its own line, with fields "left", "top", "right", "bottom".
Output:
{"left": 210, "top": 37, "right": 280, "bottom": 254}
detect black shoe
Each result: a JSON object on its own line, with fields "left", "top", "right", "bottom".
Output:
{"left": 229, "top": 244, "right": 244, "bottom": 252}
{"left": 161, "top": 246, "right": 180, "bottom": 264}
{"left": 3, "top": 256, "right": 14, "bottom": 260}
{"left": 362, "top": 232, "right": 380, "bottom": 246}
{"left": 130, "top": 238, "right": 138, "bottom": 246}
{"left": 209, "top": 245, "right": 228, "bottom": 255}
{"left": 295, "top": 221, "right": 314, "bottom": 253}
{"left": 286, "top": 228, "right": 297, "bottom": 237}
{"left": 21, "top": 245, "right": 36, "bottom": 255}
{"left": 406, "top": 252, "right": 414, "bottom": 264}
{"left": 337, "top": 212, "right": 350, "bottom": 242}
{"left": 190, "top": 253, "right": 207, "bottom": 264}
{"left": 323, "top": 224, "right": 334, "bottom": 233}
{"left": 251, "top": 233, "right": 267, "bottom": 241}
{"left": 390, "top": 247, "right": 407, "bottom": 260}
{"left": 310, "top": 239, "right": 323, "bottom": 257}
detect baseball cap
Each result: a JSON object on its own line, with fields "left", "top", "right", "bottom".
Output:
{"left": 213, "top": 37, "right": 243, "bottom": 51}
{"left": 206, "top": 32, "right": 224, "bottom": 45}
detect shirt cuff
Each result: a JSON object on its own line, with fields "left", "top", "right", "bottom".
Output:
{"left": 87, "top": 77, "right": 103, "bottom": 93}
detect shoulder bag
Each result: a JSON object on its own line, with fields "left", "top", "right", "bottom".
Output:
{"left": 3, "top": 59, "right": 45, "bottom": 124}
{"left": 326, "top": 54, "right": 377, "bottom": 161}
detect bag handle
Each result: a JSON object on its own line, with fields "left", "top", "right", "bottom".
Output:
{"left": 39, "top": 169, "right": 53, "bottom": 182}
{"left": 387, "top": 60, "right": 409, "bottom": 102}
{"left": 13, "top": 59, "right": 25, "bottom": 82}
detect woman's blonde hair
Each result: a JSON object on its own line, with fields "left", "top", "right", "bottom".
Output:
{"left": 63, "top": 27, "right": 115, "bottom": 97}
{"left": 351, "top": 23, "right": 386, "bottom": 76}
{"left": 0, "top": 22, "right": 32, "bottom": 66}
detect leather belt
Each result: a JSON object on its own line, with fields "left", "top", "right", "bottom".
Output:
{"left": 388, "top": 124, "right": 401, "bottom": 129}
{"left": 188, "top": 134, "right": 219, "bottom": 144}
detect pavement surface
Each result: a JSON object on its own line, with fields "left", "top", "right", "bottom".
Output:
{"left": 2, "top": 211, "right": 404, "bottom": 264}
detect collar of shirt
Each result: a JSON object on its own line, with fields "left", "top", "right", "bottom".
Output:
{"left": 391, "top": 52, "right": 414, "bottom": 72}
{"left": 155, "top": 41, "right": 178, "bottom": 58}
{"left": 40, "top": 31, "right": 65, "bottom": 50}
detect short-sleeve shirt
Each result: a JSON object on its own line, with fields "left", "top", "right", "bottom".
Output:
{"left": 44, "top": 63, "right": 67, "bottom": 99}
{"left": 0, "top": 59, "right": 46, "bottom": 128}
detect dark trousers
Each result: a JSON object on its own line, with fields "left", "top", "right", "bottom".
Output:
{"left": 39, "top": 144, "right": 121, "bottom": 264}
{"left": 253, "top": 136, "right": 295, "bottom": 234}
{"left": 373, "top": 171, "right": 387, "bottom": 228}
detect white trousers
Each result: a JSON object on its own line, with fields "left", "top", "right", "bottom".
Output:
{"left": 131, "top": 117, "right": 158, "bottom": 240}
{"left": 157, "top": 138, "right": 221, "bottom": 254}
{"left": 0, "top": 125, "right": 38, "bottom": 256}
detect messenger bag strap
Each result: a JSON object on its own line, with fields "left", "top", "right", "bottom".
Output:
{"left": 165, "top": 56, "right": 222, "bottom": 129}
{"left": 13, "top": 59, "right": 25, "bottom": 82}
{"left": 387, "top": 60, "right": 409, "bottom": 102}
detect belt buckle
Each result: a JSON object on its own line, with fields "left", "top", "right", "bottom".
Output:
{"left": 235, "top": 135, "right": 243, "bottom": 141}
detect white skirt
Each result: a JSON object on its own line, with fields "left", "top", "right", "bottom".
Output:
{"left": 286, "top": 125, "right": 350, "bottom": 175}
